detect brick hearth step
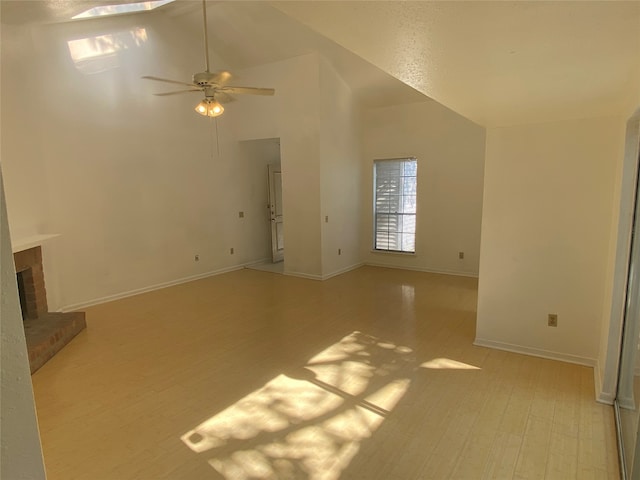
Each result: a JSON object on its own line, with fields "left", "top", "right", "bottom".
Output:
{"left": 24, "top": 312, "right": 87, "bottom": 374}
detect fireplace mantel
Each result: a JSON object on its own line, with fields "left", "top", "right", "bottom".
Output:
{"left": 11, "top": 234, "right": 60, "bottom": 254}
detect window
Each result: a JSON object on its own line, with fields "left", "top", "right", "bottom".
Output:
{"left": 373, "top": 158, "right": 417, "bottom": 253}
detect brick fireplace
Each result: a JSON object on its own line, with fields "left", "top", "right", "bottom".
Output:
{"left": 13, "top": 245, "right": 86, "bottom": 373}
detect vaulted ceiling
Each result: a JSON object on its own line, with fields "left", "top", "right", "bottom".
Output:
{"left": 2, "top": 0, "right": 639, "bottom": 125}
{"left": 0, "top": 0, "right": 428, "bottom": 109}
{"left": 274, "top": 1, "right": 640, "bottom": 126}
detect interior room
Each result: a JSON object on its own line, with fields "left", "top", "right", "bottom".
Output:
{"left": 1, "top": 1, "right": 639, "bottom": 479}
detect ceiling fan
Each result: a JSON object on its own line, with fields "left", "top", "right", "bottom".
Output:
{"left": 142, "top": 0, "right": 275, "bottom": 118}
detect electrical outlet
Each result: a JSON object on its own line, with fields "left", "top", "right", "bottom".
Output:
{"left": 230, "top": 248, "right": 234, "bottom": 255}
{"left": 194, "top": 254, "right": 199, "bottom": 262}
{"left": 239, "top": 211, "right": 244, "bottom": 218}
{"left": 548, "top": 313, "right": 558, "bottom": 327}
{"left": 325, "top": 215, "right": 329, "bottom": 223}
{"left": 459, "top": 251, "right": 464, "bottom": 259}
{"left": 338, "top": 248, "right": 342, "bottom": 255}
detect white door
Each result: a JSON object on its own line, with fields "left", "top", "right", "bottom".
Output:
{"left": 268, "top": 165, "right": 284, "bottom": 262}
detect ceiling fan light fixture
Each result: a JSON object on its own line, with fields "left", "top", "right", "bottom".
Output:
{"left": 195, "top": 98, "right": 224, "bottom": 117}
{"left": 143, "top": 0, "right": 274, "bottom": 117}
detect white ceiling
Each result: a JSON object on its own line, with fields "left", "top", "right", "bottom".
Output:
{"left": 274, "top": 1, "right": 640, "bottom": 126}
{"left": 3, "top": 1, "right": 638, "bottom": 125}
{"left": 0, "top": 0, "right": 429, "bottom": 109}
{"left": 0, "top": 0, "right": 121, "bottom": 24}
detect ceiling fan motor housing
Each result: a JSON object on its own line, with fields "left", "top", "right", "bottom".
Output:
{"left": 141, "top": 0, "right": 274, "bottom": 116}
{"left": 193, "top": 72, "right": 219, "bottom": 86}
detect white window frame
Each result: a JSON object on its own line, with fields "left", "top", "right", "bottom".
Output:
{"left": 373, "top": 157, "right": 418, "bottom": 254}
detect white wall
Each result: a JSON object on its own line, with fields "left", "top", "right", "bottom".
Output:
{"left": 360, "top": 101, "right": 486, "bottom": 276}
{"left": 476, "top": 116, "right": 627, "bottom": 365}
{"left": 2, "top": 7, "right": 484, "bottom": 317}
{"left": 0, "top": 169, "right": 46, "bottom": 480}
{"left": 0, "top": 25, "right": 50, "bottom": 241}
{"left": 233, "top": 53, "right": 363, "bottom": 280}
{"left": 231, "top": 54, "right": 323, "bottom": 278}
{"left": 319, "top": 58, "right": 361, "bottom": 278}
{"left": 2, "top": 12, "right": 365, "bottom": 307}
{"left": 1, "top": 13, "right": 280, "bottom": 310}
{"left": 237, "top": 138, "right": 281, "bottom": 262}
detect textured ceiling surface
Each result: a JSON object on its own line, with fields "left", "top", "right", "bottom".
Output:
{"left": 274, "top": 1, "right": 640, "bottom": 126}
{"left": 0, "top": 0, "right": 428, "bottom": 109}
{"left": 179, "top": 1, "right": 429, "bottom": 108}
{"left": 0, "top": 0, "right": 134, "bottom": 24}
{"left": 3, "top": 1, "right": 639, "bottom": 125}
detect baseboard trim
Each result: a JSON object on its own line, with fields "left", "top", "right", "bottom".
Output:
{"left": 594, "top": 360, "right": 616, "bottom": 405}
{"left": 473, "top": 337, "right": 597, "bottom": 368}
{"left": 283, "top": 271, "right": 323, "bottom": 281}
{"left": 321, "top": 263, "right": 364, "bottom": 280}
{"left": 60, "top": 262, "right": 260, "bottom": 312}
{"left": 63, "top": 262, "right": 366, "bottom": 310}
{"left": 617, "top": 395, "right": 635, "bottom": 410}
{"left": 244, "top": 257, "right": 275, "bottom": 268}
{"left": 364, "top": 262, "right": 479, "bottom": 278}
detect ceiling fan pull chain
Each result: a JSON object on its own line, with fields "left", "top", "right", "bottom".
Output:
{"left": 209, "top": 116, "right": 221, "bottom": 160}
{"left": 215, "top": 116, "right": 220, "bottom": 159}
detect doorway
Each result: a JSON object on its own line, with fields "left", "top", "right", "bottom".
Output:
{"left": 238, "top": 137, "right": 284, "bottom": 274}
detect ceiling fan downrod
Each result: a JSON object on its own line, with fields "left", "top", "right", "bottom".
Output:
{"left": 202, "top": 0, "right": 210, "bottom": 73}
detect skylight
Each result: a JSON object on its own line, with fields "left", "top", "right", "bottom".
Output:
{"left": 72, "top": 0, "right": 174, "bottom": 20}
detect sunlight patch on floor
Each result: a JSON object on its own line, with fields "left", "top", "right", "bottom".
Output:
{"left": 181, "top": 331, "right": 413, "bottom": 479}
{"left": 420, "top": 358, "right": 481, "bottom": 370}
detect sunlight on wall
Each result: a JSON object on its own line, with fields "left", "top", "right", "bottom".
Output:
{"left": 67, "top": 27, "right": 148, "bottom": 75}
{"left": 181, "top": 331, "right": 415, "bottom": 479}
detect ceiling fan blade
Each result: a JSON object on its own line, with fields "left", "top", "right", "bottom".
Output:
{"left": 215, "top": 92, "right": 236, "bottom": 104}
{"left": 154, "top": 89, "right": 203, "bottom": 96}
{"left": 142, "top": 76, "right": 198, "bottom": 88}
{"left": 219, "top": 86, "right": 275, "bottom": 96}
{"left": 211, "top": 71, "right": 233, "bottom": 86}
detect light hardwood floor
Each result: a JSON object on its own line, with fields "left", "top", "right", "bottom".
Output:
{"left": 31, "top": 266, "right": 619, "bottom": 479}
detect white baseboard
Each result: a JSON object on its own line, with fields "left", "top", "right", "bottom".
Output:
{"left": 364, "top": 262, "right": 479, "bottom": 278}
{"left": 594, "top": 360, "right": 616, "bottom": 405}
{"left": 264, "top": 262, "right": 474, "bottom": 282}
{"left": 283, "top": 271, "right": 323, "bottom": 281}
{"left": 244, "top": 257, "right": 275, "bottom": 267}
{"left": 473, "top": 337, "right": 597, "bottom": 368}
{"left": 62, "top": 261, "right": 365, "bottom": 310}
{"left": 321, "top": 263, "right": 364, "bottom": 280}
{"left": 284, "top": 263, "right": 364, "bottom": 281}
{"left": 60, "top": 261, "right": 263, "bottom": 312}
{"left": 617, "top": 395, "right": 636, "bottom": 410}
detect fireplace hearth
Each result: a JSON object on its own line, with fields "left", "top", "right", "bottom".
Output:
{"left": 14, "top": 245, "right": 86, "bottom": 373}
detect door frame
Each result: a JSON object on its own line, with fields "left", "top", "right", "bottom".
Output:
{"left": 268, "top": 164, "right": 284, "bottom": 263}
{"left": 601, "top": 109, "right": 640, "bottom": 408}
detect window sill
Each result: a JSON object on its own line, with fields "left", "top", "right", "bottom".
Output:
{"left": 370, "top": 250, "right": 416, "bottom": 256}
